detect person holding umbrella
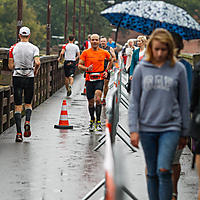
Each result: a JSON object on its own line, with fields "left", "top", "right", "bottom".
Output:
{"left": 189, "top": 60, "right": 200, "bottom": 200}
{"left": 170, "top": 32, "right": 193, "bottom": 200}
{"left": 129, "top": 28, "right": 190, "bottom": 200}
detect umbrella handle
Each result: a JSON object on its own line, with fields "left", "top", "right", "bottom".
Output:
{"left": 114, "top": 14, "right": 125, "bottom": 44}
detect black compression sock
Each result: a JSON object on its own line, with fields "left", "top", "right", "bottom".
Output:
{"left": 96, "top": 104, "right": 102, "bottom": 121}
{"left": 89, "top": 106, "right": 95, "bottom": 121}
{"left": 14, "top": 112, "right": 22, "bottom": 133}
{"left": 25, "top": 108, "right": 32, "bottom": 122}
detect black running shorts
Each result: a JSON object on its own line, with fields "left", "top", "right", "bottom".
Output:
{"left": 86, "top": 80, "right": 104, "bottom": 100}
{"left": 13, "top": 76, "right": 34, "bottom": 105}
{"left": 64, "top": 60, "right": 76, "bottom": 77}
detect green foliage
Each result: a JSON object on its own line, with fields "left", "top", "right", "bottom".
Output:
{"left": 1, "top": 0, "right": 199, "bottom": 49}
{"left": 27, "top": 0, "right": 112, "bottom": 45}
{"left": 0, "top": 0, "right": 17, "bottom": 47}
{"left": 23, "top": 1, "right": 46, "bottom": 48}
{"left": 0, "top": 0, "right": 45, "bottom": 48}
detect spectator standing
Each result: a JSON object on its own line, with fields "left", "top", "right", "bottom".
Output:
{"left": 125, "top": 39, "right": 135, "bottom": 73}
{"left": 171, "top": 32, "right": 193, "bottom": 200}
{"left": 188, "top": 60, "right": 200, "bottom": 200}
{"left": 129, "top": 35, "right": 147, "bottom": 80}
{"left": 121, "top": 42, "right": 128, "bottom": 66}
{"left": 129, "top": 28, "right": 190, "bottom": 200}
{"left": 124, "top": 39, "right": 135, "bottom": 93}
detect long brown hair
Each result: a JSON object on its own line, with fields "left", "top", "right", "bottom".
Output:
{"left": 145, "top": 28, "right": 176, "bottom": 66}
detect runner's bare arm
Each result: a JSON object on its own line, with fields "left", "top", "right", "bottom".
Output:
{"left": 76, "top": 51, "right": 80, "bottom": 61}
{"left": 78, "top": 59, "right": 86, "bottom": 71}
{"left": 106, "top": 55, "right": 113, "bottom": 71}
{"left": 110, "top": 47, "right": 116, "bottom": 61}
{"left": 78, "top": 59, "right": 93, "bottom": 71}
{"left": 103, "top": 55, "right": 113, "bottom": 78}
{"left": 34, "top": 56, "right": 41, "bottom": 76}
{"left": 8, "top": 58, "right": 14, "bottom": 70}
{"left": 58, "top": 49, "right": 65, "bottom": 62}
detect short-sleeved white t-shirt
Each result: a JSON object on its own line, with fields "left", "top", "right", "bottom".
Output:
{"left": 10, "top": 42, "right": 39, "bottom": 77}
{"left": 62, "top": 43, "right": 80, "bottom": 61}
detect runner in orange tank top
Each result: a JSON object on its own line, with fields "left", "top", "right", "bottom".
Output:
{"left": 78, "top": 34, "right": 113, "bottom": 132}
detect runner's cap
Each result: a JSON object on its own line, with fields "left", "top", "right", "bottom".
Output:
{"left": 19, "top": 27, "right": 30, "bottom": 36}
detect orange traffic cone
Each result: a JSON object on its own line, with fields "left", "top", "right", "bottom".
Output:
{"left": 54, "top": 100, "right": 73, "bottom": 129}
{"left": 81, "top": 82, "right": 87, "bottom": 95}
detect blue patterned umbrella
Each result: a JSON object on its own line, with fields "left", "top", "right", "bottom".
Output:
{"left": 101, "top": 1, "right": 200, "bottom": 40}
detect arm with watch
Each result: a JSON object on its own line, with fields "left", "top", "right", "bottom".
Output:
{"left": 78, "top": 59, "right": 93, "bottom": 72}
{"left": 103, "top": 55, "right": 113, "bottom": 78}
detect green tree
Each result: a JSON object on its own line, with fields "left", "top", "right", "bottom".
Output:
{"left": 27, "top": 0, "right": 112, "bottom": 45}
{"left": 0, "top": 0, "right": 45, "bottom": 48}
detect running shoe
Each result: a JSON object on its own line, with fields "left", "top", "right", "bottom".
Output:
{"left": 24, "top": 121, "right": 31, "bottom": 137}
{"left": 15, "top": 133, "right": 23, "bottom": 142}
{"left": 96, "top": 121, "right": 103, "bottom": 131}
{"left": 89, "top": 120, "right": 95, "bottom": 132}
{"left": 67, "top": 85, "right": 72, "bottom": 96}
{"left": 101, "top": 99, "right": 106, "bottom": 105}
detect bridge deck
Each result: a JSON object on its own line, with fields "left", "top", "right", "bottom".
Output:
{"left": 0, "top": 73, "right": 198, "bottom": 200}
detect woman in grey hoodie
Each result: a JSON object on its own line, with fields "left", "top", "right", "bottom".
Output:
{"left": 128, "top": 29, "right": 190, "bottom": 200}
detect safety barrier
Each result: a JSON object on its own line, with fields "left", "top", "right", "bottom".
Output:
{"left": 104, "top": 88, "right": 138, "bottom": 200}
{"left": 82, "top": 61, "right": 138, "bottom": 200}
{"left": 0, "top": 48, "right": 65, "bottom": 134}
{"left": 93, "top": 62, "right": 135, "bottom": 152}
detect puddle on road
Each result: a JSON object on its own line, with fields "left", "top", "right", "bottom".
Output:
{"left": 72, "top": 99, "right": 87, "bottom": 102}
{"left": 70, "top": 103, "right": 83, "bottom": 106}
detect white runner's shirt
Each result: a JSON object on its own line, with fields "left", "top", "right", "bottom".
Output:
{"left": 87, "top": 41, "right": 91, "bottom": 49}
{"left": 10, "top": 42, "right": 39, "bottom": 77}
{"left": 63, "top": 43, "right": 80, "bottom": 61}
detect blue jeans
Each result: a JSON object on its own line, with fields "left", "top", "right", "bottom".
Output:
{"left": 139, "top": 131, "right": 180, "bottom": 200}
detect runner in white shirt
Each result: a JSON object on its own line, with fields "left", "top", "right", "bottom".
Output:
{"left": 58, "top": 35, "right": 80, "bottom": 96}
{"left": 8, "top": 26, "right": 40, "bottom": 142}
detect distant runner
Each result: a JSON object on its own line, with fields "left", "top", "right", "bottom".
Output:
{"left": 8, "top": 26, "right": 40, "bottom": 142}
{"left": 83, "top": 34, "right": 91, "bottom": 50}
{"left": 99, "top": 37, "right": 116, "bottom": 105}
{"left": 58, "top": 35, "right": 80, "bottom": 96}
{"left": 107, "top": 37, "right": 117, "bottom": 51}
{"left": 78, "top": 34, "right": 113, "bottom": 132}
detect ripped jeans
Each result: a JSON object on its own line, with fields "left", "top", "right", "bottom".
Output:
{"left": 139, "top": 131, "right": 180, "bottom": 200}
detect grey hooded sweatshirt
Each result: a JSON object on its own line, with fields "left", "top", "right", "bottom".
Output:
{"left": 128, "top": 60, "right": 190, "bottom": 136}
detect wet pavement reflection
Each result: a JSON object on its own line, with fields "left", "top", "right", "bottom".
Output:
{"left": 0, "top": 73, "right": 198, "bottom": 200}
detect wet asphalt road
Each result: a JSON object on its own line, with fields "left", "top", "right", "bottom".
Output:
{"left": 0, "top": 73, "right": 198, "bottom": 200}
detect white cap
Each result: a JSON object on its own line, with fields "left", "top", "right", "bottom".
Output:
{"left": 19, "top": 26, "right": 30, "bottom": 36}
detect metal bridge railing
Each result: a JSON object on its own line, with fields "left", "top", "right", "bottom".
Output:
{"left": 0, "top": 49, "right": 65, "bottom": 134}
